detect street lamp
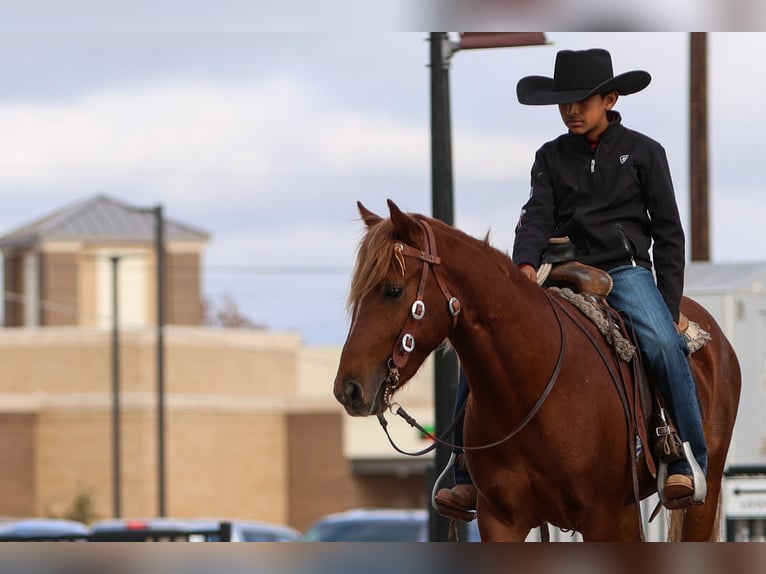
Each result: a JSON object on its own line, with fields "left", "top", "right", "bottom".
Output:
{"left": 132, "top": 203, "right": 166, "bottom": 518}
{"left": 110, "top": 255, "right": 122, "bottom": 519}
{"left": 428, "top": 32, "right": 548, "bottom": 542}
{"left": 153, "top": 205, "right": 166, "bottom": 518}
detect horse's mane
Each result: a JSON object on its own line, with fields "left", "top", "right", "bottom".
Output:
{"left": 348, "top": 214, "right": 516, "bottom": 315}
{"left": 348, "top": 217, "right": 396, "bottom": 314}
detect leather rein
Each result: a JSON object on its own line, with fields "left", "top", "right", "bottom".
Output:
{"left": 376, "top": 217, "right": 567, "bottom": 457}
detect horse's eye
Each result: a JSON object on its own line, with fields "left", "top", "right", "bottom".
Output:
{"left": 383, "top": 284, "right": 404, "bottom": 300}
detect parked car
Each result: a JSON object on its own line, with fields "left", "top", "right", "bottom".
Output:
{"left": 89, "top": 517, "right": 300, "bottom": 542}
{"left": 0, "top": 518, "right": 90, "bottom": 541}
{"left": 299, "top": 508, "right": 480, "bottom": 542}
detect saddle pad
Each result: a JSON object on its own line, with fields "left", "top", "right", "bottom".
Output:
{"left": 682, "top": 319, "right": 712, "bottom": 354}
{"left": 550, "top": 287, "right": 712, "bottom": 359}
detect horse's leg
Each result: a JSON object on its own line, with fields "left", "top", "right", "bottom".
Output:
{"left": 672, "top": 478, "right": 723, "bottom": 541}
{"left": 618, "top": 504, "right": 645, "bottom": 541}
{"left": 672, "top": 431, "right": 728, "bottom": 541}
{"left": 475, "top": 497, "right": 532, "bottom": 542}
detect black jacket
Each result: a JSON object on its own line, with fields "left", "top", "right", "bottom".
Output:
{"left": 512, "top": 112, "right": 685, "bottom": 321}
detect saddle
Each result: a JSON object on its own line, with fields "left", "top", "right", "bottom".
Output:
{"left": 536, "top": 236, "right": 613, "bottom": 298}
{"left": 537, "top": 237, "right": 707, "bottom": 511}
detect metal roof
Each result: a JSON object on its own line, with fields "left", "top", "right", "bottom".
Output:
{"left": 685, "top": 261, "right": 766, "bottom": 293}
{"left": 0, "top": 194, "right": 210, "bottom": 249}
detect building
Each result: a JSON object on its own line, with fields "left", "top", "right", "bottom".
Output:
{"left": 0, "top": 195, "right": 434, "bottom": 532}
{"left": 0, "top": 194, "right": 207, "bottom": 329}
{"left": 684, "top": 262, "right": 766, "bottom": 466}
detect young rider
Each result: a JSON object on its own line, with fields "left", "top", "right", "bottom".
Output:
{"left": 435, "top": 48, "right": 707, "bottom": 518}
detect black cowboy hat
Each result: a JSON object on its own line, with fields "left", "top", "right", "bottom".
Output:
{"left": 516, "top": 48, "right": 651, "bottom": 106}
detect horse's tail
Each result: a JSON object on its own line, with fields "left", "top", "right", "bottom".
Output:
{"left": 667, "top": 496, "right": 724, "bottom": 541}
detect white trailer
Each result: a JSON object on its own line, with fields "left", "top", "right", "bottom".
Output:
{"left": 685, "top": 262, "right": 766, "bottom": 466}
{"left": 684, "top": 261, "right": 766, "bottom": 541}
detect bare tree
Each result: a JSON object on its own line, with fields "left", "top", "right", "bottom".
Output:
{"left": 203, "top": 294, "right": 266, "bottom": 329}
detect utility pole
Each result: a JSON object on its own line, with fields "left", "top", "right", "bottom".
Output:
{"left": 110, "top": 255, "right": 122, "bottom": 519}
{"left": 154, "top": 205, "right": 166, "bottom": 517}
{"left": 690, "top": 32, "right": 709, "bottom": 261}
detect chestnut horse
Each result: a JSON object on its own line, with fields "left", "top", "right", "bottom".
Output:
{"left": 334, "top": 200, "right": 741, "bottom": 542}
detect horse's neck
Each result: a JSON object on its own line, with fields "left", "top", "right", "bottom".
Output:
{"left": 449, "top": 270, "right": 560, "bottom": 407}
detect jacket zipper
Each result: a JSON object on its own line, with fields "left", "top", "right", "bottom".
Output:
{"left": 615, "top": 223, "right": 637, "bottom": 266}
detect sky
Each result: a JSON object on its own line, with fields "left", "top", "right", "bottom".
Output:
{"left": 0, "top": 29, "right": 764, "bottom": 346}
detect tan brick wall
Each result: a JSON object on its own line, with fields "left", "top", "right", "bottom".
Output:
{"left": 285, "top": 412, "right": 427, "bottom": 531}
{"left": 169, "top": 411, "right": 289, "bottom": 523}
{"left": 0, "top": 413, "right": 36, "bottom": 516}
{"left": 0, "top": 328, "right": 307, "bottom": 525}
{"left": 3, "top": 254, "right": 24, "bottom": 327}
{"left": 118, "top": 409, "right": 159, "bottom": 517}
{"left": 36, "top": 410, "right": 112, "bottom": 518}
{"left": 0, "top": 327, "right": 427, "bottom": 529}
{"left": 166, "top": 330, "right": 300, "bottom": 397}
{"left": 167, "top": 252, "right": 202, "bottom": 326}
{"left": 287, "top": 412, "right": 354, "bottom": 530}
{"left": 40, "top": 252, "right": 78, "bottom": 326}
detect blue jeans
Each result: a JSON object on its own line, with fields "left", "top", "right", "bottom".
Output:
{"left": 607, "top": 265, "right": 707, "bottom": 476}
{"left": 452, "top": 368, "right": 472, "bottom": 485}
{"left": 452, "top": 265, "right": 707, "bottom": 481}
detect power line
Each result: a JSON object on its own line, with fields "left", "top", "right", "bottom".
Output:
{"left": 3, "top": 261, "right": 352, "bottom": 275}
{"left": 204, "top": 265, "right": 351, "bottom": 275}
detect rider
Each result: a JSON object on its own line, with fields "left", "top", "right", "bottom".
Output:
{"left": 435, "top": 48, "right": 707, "bottom": 517}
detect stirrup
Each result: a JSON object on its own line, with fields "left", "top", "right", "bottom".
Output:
{"left": 431, "top": 452, "right": 458, "bottom": 512}
{"left": 657, "top": 441, "right": 707, "bottom": 509}
{"left": 431, "top": 452, "right": 478, "bottom": 521}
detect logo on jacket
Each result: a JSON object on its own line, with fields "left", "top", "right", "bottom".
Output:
{"left": 619, "top": 154, "right": 630, "bottom": 164}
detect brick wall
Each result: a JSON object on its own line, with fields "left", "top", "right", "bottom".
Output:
{"left": 167, "top": 252, "right": 203, "bottom": 325}
{"left": 0, "top": 413, "right": 36, "bottom": 516}
{"left": 39, "top": 252, "right": 78, "bottom": 326}
{"left": 3, "top": 254, "right": 24, "bottom": 327}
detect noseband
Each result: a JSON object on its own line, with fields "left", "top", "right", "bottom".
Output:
{"left": 382, "top": 218, "right": 461, "bottom": 403}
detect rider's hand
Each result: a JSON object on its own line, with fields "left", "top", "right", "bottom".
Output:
{"left": 519, "top": 264, "right": 537, "bottom": 283}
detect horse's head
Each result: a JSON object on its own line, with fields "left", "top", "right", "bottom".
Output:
{"left": 333, "top": 199, "right": 460, "bottom": 416}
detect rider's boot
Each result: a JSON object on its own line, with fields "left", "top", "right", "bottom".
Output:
{"left": 434, "top": 483, "right": 477, "bottom": 522}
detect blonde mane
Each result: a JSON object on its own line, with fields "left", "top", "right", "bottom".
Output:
{"left": 347, "top": 214, "right": 514, "bottom": 316}
{"left": 348, "top": 217, "right": 397, "bottom": 314}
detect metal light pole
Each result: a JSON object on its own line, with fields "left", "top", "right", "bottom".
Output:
{"left": 428, "top": 32, "right": 548, "bottom": 542}
{"left": 429, "top": 32, "right": 459, "bottom": 543}
{"left": 154, "top": 205, "right": 166, "bottom": 517}
{"left": 110, "top": 255, "right": 122, "bottom": 519}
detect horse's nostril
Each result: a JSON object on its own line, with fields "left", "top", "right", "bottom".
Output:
{"left": 345, "top": 380, "right": 362, "bottom": 405}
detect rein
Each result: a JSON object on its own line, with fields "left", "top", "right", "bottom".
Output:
{"left": 377, "top": 239, "right": 568, "bottom": 456}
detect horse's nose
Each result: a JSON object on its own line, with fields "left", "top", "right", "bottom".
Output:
{"left": 335, "top": 379, "right": 363, "bottom": 410}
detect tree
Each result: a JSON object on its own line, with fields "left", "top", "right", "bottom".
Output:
{"left": 202, "top": 294, "right": 266, "bottom": 329}
{"left": 46, "top": 484, "right": 99, "bottom": 524}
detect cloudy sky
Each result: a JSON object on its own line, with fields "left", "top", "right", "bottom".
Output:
{"left": 0, "top": 30, "right": 763, "bottom": 345}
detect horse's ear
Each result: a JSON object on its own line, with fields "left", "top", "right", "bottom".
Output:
{"left": 387, "top": 199, "right": 421, "bottom": 243}
{"left": 357, "top": 201, "right": 382, "bottom": 228}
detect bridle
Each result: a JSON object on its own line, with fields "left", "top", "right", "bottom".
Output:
{"left": 379, "top": 217, "right": 461, "bottom": 407}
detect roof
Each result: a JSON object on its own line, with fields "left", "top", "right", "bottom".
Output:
{"left": 0, "top": 194, "right": 210, "bottom": 249}
{"left": 685, "top": 261, "right": 766, "bottom": 293}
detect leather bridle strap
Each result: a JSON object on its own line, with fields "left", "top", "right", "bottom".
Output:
{"left": 390, "top": 218, "right": 461, "bottom": 370}
{"left": 379, "top": 287, "right": 566, "bottom": 456}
